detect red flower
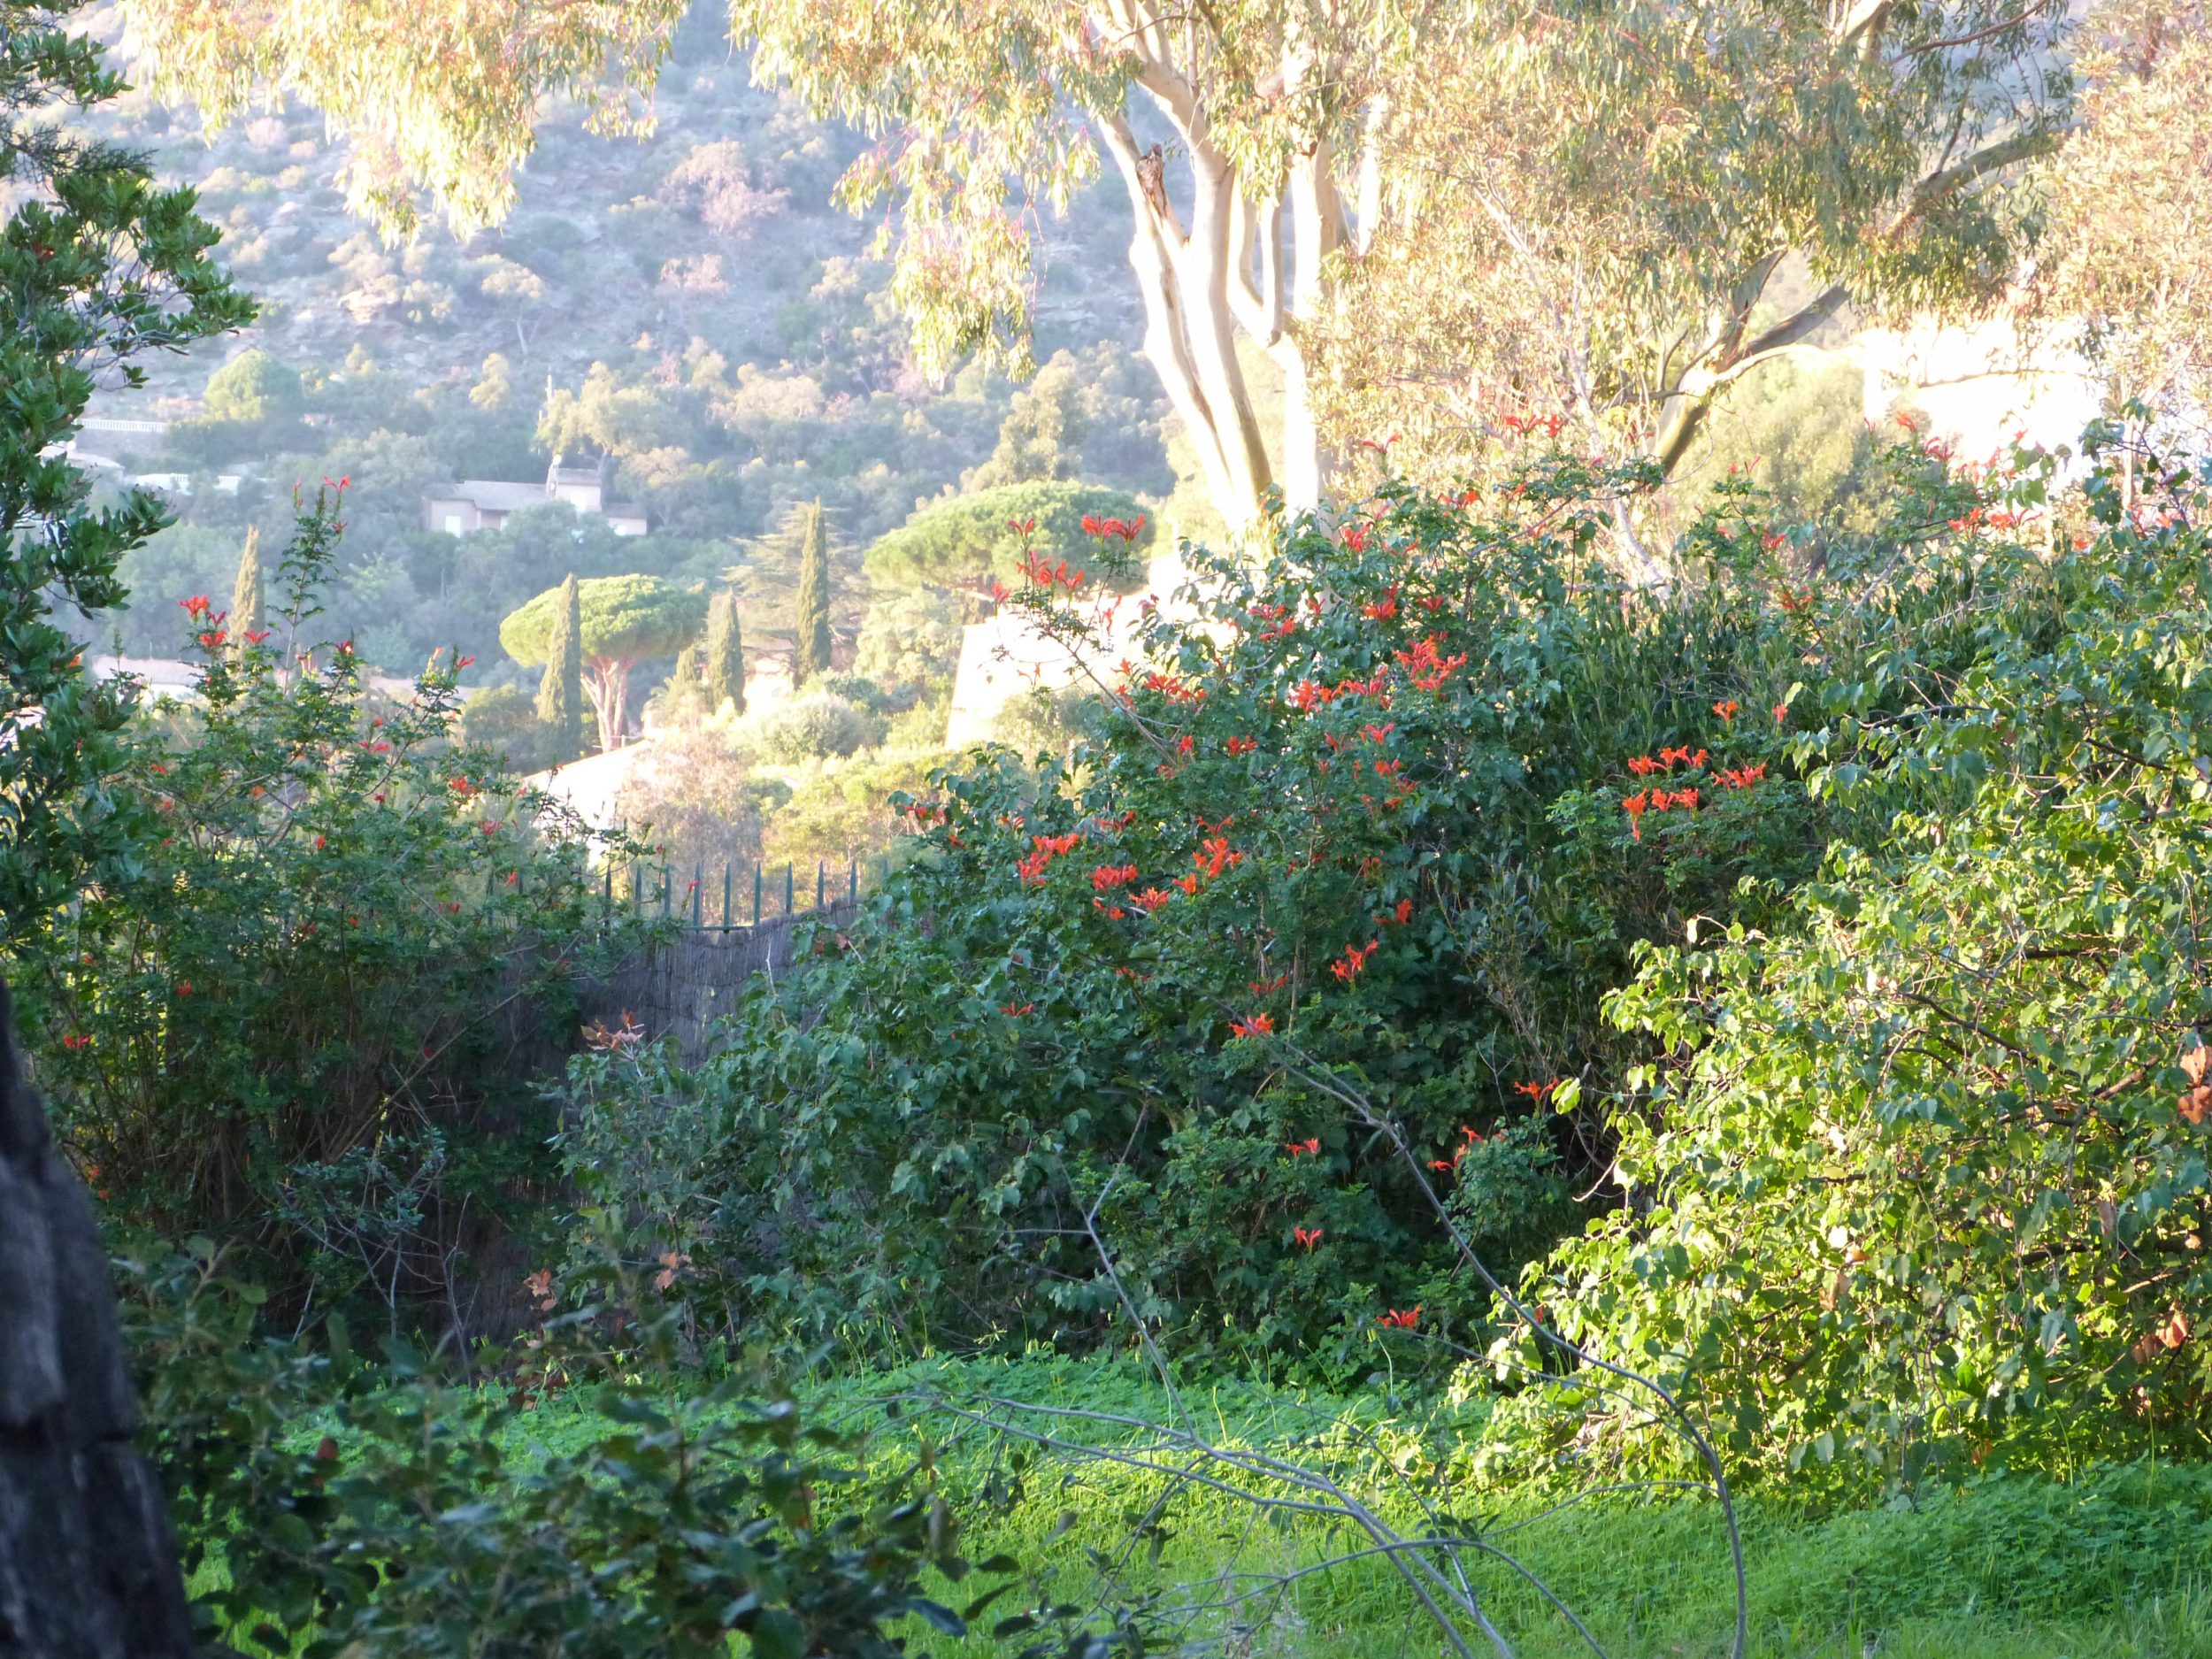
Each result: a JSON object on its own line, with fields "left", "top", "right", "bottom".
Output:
{"left": 1285, "top": 1136, "right": 1320, "bottom": 1156}
{"left": 1176, "top": 733, "right": 1194, "bottom": 757}
{"left": 1330, "top": 940, "right": 1379, "bottom": 982}
{"left": 1773, "top": 702, "right": 1790, "bottom": 725}
{"left": 1193, "top": 837, "right": 1242, "bottom": 880}
{"left": 1341, "top": 524, "right": 1370, "bottom": 552}
{"left": 1428, "top": 1159, "right": 1453, "bottom": 1171}
{"left": 1225, "top": 735, "right": 1257, "bottom": 757}
{"left": 1377, "top": 1306, "right": 1421, "bottom": 1330}
{"left": 1513, "top": 1079, "right": 1558, "bottom": 1102}
{"left": 1621, "top": 790, "right": 1650, "bottom": 840}
{"left": 1361, "top": 723, "right": 1395, "bottom": 744}
{"left": 1091, "top": 863, "right": 1139, "bottom": 891}
{"left": 1174, "top": 872, "right": 1202, "bottom": 895}
{"left": 1391, "top": 898, "right": 1414, "bottom": 925}
{"left": 244, "top": 627, "right": 272, "bottom": 646}
{"left": 1294, "top": 1226, "right": 1324, "bottom": 1250}
{"left": 1001, "top": 1001, "right": 1036, "bottom": 1017}
{"left": 1129, "top": 887, "right": 1172, "bottom": 911}
{"left": 1360, "top": 595, "right": 1398, "bottom": 620}
{"left": 1248, "top": 973, "right": 1288, "bottom": 995}
{"left": 1713, "top": 700, "right": 1740, "bottom": 723}
{"left": 313, "top": 835, "right": 326, "bottom": 850}
{"left": 1231, "top": 1013, "right": 1275, "bottom": 1038}
{"left": 1627, "top": 755, "right": 1662, "bottom": 776}
{"left": 60, "top": 1033, "right": 92, "bottom": 1051}
{"left": 479, "top": 819, "right": 504, "bottom": 835}
{"left": 180, "top": 594, "right": 211, "bottom": 618}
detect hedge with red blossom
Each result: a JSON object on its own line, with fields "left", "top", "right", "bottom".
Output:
{"left": 603, "top": 452, "right": 1843, "bottom": 1368}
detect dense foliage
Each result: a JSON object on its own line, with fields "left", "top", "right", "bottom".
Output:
{"left": 557, "top": 450, "right": 1848, "bottom": 1364}
{"left": 865, "top": 481, "right": 1156, "bottom": 593}
{"left": 0, "top": 2, "right": 250, "bottom": 945}
{"left": 17, "top": 494, "right": 640, "bottom": 1328}
{"left": 127, "top": 1239, "right": 1099, "bottom": 1659}
{"left": 1525, "top": 432, "right": 2212, "bottom": 1479}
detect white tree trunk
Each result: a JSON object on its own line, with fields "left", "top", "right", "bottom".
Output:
{"left": 584, "top": 659, "right": 629, "bottom": 751}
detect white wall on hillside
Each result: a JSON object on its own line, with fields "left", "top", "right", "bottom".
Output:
{"left": 1843, "top": 316, "right": 2102, "bottom": 465}
{"left": 942, "top": 543, "right": 1197, "bottom": 750}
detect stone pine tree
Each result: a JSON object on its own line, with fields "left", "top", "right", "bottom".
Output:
{"left": 227, "top": 524, "right": 261, "bottom": 657}
{"left": 503, "top": 574, "right": 706, "bottom": 753}
{"left": 535, "top": 572, "right": 585, "bottom": 764}
{"left": 704, "top": 588, "right": 745, "bottom": 717}
{"left": 793, "top": 498, "right": 831, "bottom": 688}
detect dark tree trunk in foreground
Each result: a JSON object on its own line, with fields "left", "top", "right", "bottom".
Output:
{"left": 0, "top": 981, "right": 193, "bottom": 1658}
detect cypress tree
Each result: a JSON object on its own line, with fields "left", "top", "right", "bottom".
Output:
{"left": 793, "top": 498, "right": 831, "bottom": 687}
{"left": 537, "top": 572, "right": 585, "bottom": 761}
{"left": 228, "top": 524, "right": 262, "bottom": 656}
{"left": 704, "top": 588, "right": 745, "bottom": 716}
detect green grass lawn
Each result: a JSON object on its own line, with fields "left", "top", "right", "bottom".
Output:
{"left": 754, "top": 1354, "right": 2212, "bottom": 1659}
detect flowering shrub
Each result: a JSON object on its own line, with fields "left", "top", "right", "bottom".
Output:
{"left": 18, "top": 489, "right": 643, "bottom": 1327}
{"left": 1518, "top": 433, "right": 2212, "bottom": 1479}
{"left": 602, "top": 455, "right": 1831, "bottom": 1365}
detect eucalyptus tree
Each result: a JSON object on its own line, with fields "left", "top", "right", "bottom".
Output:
{"left": 123, "top": 0, "right": 2085, "bottom": 536}
{"left": 1317, "top": 0, "right": 2078, "bottom": 513}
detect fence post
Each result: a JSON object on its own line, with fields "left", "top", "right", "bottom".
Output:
{"left": 784, "top": 863, "right": 794, "bottom": 917}
{"left": 815, "top": 860, "right": 825, "bottom": 911}
{"left": 722, "top": 864, "right": 733, "bottom": 932}
{"left": 660, "top": 864, "right": 671, "bottom": 918}
{"left": 849, "top": 856, "right": 857, "bottom": 905}
{"left": 691, "top": 863, "right": 703, "bottom": 928}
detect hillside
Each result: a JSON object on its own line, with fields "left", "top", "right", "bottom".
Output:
{"left": 71, "top": 1, "right": 1179, "bottom": 689}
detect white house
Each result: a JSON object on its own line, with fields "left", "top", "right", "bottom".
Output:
{"left": 424, "top": 453, "right": 649, "bottom": 537}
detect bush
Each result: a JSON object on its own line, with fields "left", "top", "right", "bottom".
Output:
{"left": 125, "top": 1238, "right": 1056, "bottom": 1659}
{"left": 1520, "top": 431, "right": 2212, "bottom": 1481}
{"left": 16, "top": 492, "right": 642, "bottom": 1330}
{"left": 747, "top": 690, "right": 883, "bottom": 763}
{"left": 577, "top": 453, "right": 1832, "bottom": 1364}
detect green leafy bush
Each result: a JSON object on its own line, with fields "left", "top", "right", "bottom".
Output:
{"left": 126, "top": 1239, "right": 1080, "bottom": 1659}
{"left": 748, "top": 689, "right": 884, "bottom": 763}
{"left": 18, "top": 491, "right": 641, "bottom": 1328}
{"left": 1522, "top": 434, "right": 2212, "bottom": 1479}
{"left": 568, "top": 456, "right": 1829, "bottom": 1365}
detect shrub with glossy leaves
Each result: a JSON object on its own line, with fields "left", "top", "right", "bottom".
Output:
{"left": 1520, "top": 432, "right": 2212, "bottom": 1481}
{"left": 588, "top": 453, "right": 1832, "bottom": 1365}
